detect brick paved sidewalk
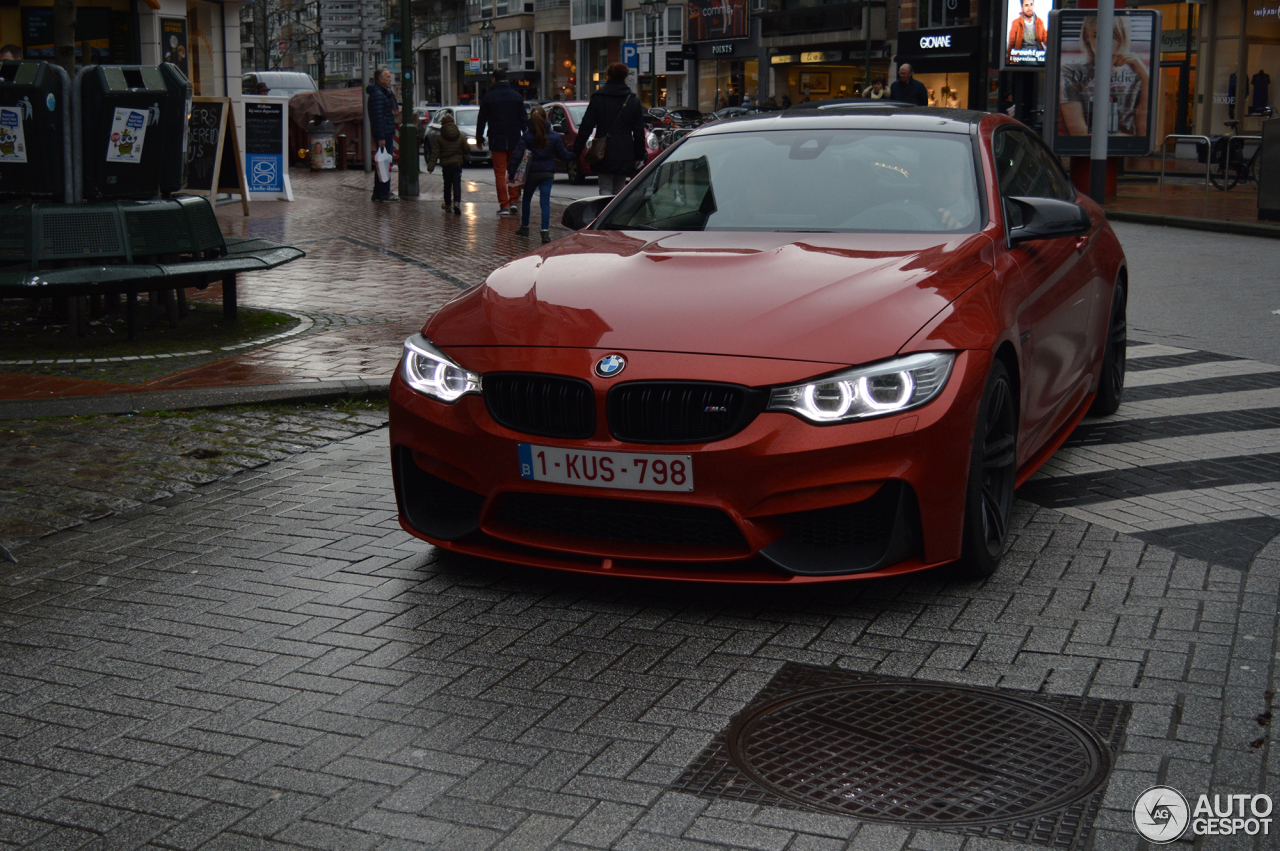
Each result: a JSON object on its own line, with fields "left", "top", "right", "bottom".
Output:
{"left": 0, "top": 427, "right": 1275, "bottom": 851}
{"left": 0, "top": 169, "right": 561, "bottom": 405}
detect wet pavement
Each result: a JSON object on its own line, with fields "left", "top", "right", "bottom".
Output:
{"left": 0, "top": 170, "right": 1278, "bottom": 850}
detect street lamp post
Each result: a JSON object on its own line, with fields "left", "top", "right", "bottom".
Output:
{"left": 638, "top": 0, "right": 666, "bottom": 108}
{"left": 479, "top": 18, "right": 494, "bottom": 79}
{"left": 398, "top": 0, "right": 419, "bottom": 196}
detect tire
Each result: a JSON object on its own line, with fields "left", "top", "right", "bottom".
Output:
{"left": 567, "top": 157, "right": 586, "bottom": 185}
{"left": 1089, "top": 281, "right": 1127, "bottom": 416}
{"left": 952, "top": 359, "right": 1018, "bottom": 580}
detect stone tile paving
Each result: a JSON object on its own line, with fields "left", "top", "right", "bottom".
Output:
{"left": 0, "top": 427, "right": 1274, "bottom": 850}
{"left": 0, "top": 401, "right": 388, "bottom": 554}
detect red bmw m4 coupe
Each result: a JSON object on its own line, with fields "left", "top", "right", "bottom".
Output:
{"left": 389, "top": 107, "right": 1128, "bottom": 583}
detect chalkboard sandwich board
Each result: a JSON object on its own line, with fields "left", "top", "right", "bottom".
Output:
{"left": 185, "top": 96, "right": 250, "bottom": 215}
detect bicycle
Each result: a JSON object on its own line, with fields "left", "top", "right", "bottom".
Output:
{"left": 1205, "top": 105, "right": 1273, "bottom": 190}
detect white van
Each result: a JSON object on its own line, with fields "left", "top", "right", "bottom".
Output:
{"left": 242, "top": 71, "right": 318, "bottom": 98}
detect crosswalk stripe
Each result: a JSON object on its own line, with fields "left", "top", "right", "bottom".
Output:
{"left": 1081, "top": 386, "right": 1280, "bottom": 424}
{"left": 1034, "top": 427, "right": 1280, "bottom": 478}
{"left": 1055, "top": 482, "right": 1280, "bottom": 535}
{"left": 1125, "top": 359, "right": 1280, "bottom": 388}
{"left": 1125, "top": 344, "right": 1196, "bottom": 359}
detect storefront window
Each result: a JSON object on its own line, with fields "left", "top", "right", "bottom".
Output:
{"left": 698, "top": 58, "right": 757, "bottom": 111}
{"left": 187, "top": 0, "right": 225, "bottom": 96}
{"left": 550, "top": 33, "right": 576, "bottom": 100}
{"left": 913, "top": 71, "right": 967, "bottom": 107}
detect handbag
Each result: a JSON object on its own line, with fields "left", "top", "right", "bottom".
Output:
{"left": 374, "top": 144, "right": 392, "bottom": 182}
{"left": 509, "top": 150, "right": 531, "bottom": 187}
{"left": 584, "top": 94, "right": 635, "bottom": 166}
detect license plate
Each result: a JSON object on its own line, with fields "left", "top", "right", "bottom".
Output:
{"left": 518, "top": 444, "right": 693, "bottom": 492}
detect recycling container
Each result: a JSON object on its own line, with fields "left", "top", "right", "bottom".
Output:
{"left": 0, "top": 60, "right": 70, "bottom": 201}
{"left": 79, "top": 63, "right": 192, "bottom": 201}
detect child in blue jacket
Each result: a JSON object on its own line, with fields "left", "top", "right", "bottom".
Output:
{"left": 508, "top": 107, "right": 575, "bottom": 243}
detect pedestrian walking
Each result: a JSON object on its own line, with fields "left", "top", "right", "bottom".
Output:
{"left": 889, "top": 64, "right": 929, "bottom": 106}
{"left": 862, "top": 77, "right": 887, "bottom": 99}
{"left": 476, "top": 69, "right": 529, "bottom": 216}
{"left": 367, "top": 67, "right": 400, "bottom": 202}
{"left": 573, "top": 63, "right": 647, "bottom": 196}
{"left": 426, "top": 114, "right": 466, "bottom": 215}
{"left": 508, "top": 106, "right": 575, "bottom": 244}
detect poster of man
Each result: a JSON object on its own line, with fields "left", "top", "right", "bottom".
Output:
{"left": 1045, "top": 9, "right": 1160, "bottom": 157}
{"left": 1005, "top": 0, "right": 1050, "bottom": 68}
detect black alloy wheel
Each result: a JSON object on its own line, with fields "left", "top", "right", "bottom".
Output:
{"left": 953, "top": 360, "right": 1018, "bottom": 579}
{"left": 1089, "top": 282, "right": 1127, "bottom": 416}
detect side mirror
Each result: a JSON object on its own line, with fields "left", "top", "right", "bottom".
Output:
{"left": 1005, "top": 196, "right": 1092, "bottom": 247}
{"left": 562, "top": 195, "right": 615, "bottom": 230}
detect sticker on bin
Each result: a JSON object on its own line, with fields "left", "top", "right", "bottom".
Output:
{"left": 106, "top": 108, "right": 148, "bottom": 164}
{"left": 518, "top": 444, "right": 693, "bottom": 492}
{"left": 0, "top": 107, "right": 26, "bottom": 164}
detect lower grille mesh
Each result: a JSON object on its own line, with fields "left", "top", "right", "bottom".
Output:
{"left": 496, "top": 491, "right": 747, "bottom": 548}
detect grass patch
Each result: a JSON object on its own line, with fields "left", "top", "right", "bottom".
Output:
{"left": 0, "top": 298, "right": 299, "bottom": 361}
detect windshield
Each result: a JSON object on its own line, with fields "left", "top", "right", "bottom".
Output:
{"left": 599, "top": 129, "right": 982, "bottom": 234}
{"left": 567, "top": 104, "right": 588, "bottom": 124}
{"left": 452, "top": 107, "right": 480, "bottom": 126}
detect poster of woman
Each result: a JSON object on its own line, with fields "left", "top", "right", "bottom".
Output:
{"left": 1045, "top": 9, "right": 1160, "bottom": 157}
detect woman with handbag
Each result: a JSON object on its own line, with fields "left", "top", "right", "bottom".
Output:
{"left": 573, "top": 63, "right": 647, "bottom": 196}
{"left": 508, "top": 106, "right": 574, "bottom": 243}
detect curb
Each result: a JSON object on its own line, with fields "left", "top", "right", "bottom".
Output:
{"left": 1105, "top": 209, "right": 1280, "bottom": 239}
{"left": 0, "top": 378, "right": 391, "bottom": 421}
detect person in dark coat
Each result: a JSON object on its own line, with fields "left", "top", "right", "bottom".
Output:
{"left": 476, "top": 69, "right": 529, "bottom": 216}
{"left": 573, "top": 63, "right": 646, "bottom": 196}
{"left": 889, "top": 63, "right": 929, "bottom": 107}
{"left": 508, "top": 106, "right": 575, "bottom": 243}
{"left": 367, "top": 67, "right": 400, "bottom": 201}
{"left": 427, "top": 114, "right": 467, "bottom": 214}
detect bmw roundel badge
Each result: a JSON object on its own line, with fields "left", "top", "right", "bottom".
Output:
{"left": 595, "top": 354, "right": 626, "bottom": 378}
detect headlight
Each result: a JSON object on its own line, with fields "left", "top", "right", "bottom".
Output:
{"left": 401, "top": 334, "right": 482, "bottom": 403}
{"left": 467, "top": 137, "right": 478, "bottom": 145}
{"left": 767, "top": 352, "right": 955, "bottom": 424}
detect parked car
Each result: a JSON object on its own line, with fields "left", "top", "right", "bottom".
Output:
{"left": 666, "top": 108, "right": 704, "bottom": 127}
{"left": 541, "top": 100, "right": 659, "bottom": 184}
{"left": 242, "top": 71, "right": 318, "bottom": 99}
{"left": 422, "top": 105, "right": 489, "bottom": 165}
{"left": 388, "top": 107, "right": 1128, "bottom": 583}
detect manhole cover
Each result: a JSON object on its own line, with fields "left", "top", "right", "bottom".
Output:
{"left": 673, "top": 663, "right": 1131, "bottom": 850}
{"left": 727, "top": 683, "right": 1109, "bottom": 825}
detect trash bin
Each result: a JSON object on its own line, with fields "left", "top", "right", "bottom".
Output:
{"left": 1259, "top": 118, "right": 1280, "bottom": 222}
{"left": 78, "top": 63, "right": 192, "bottom": 201}
{"left": 307, "top": 116, "right": 336, "bottom": 170}
{"left": 0, "top": 60, "right": 71, "bottom": 201}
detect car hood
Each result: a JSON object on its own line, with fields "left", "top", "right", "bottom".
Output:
{"left": 427, "top": 229, "right": 996, "bottom": 365}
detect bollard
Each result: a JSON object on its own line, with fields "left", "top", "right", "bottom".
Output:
{"left": 336, "top": 134, "right": 348, "bottom": 171}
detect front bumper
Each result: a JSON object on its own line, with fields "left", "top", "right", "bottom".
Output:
{"left": 389, "top": 347, "right": 989, "bottom": 583}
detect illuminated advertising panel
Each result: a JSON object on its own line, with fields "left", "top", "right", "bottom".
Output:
{"left": 1003, "top": 0, "right": 1052, "bottom": 69}
{"left": 688, "top": 0, "right": 750, "bottom": 42}
{"left": 1044, "top": 9, "right": 1161, "bottom": 157}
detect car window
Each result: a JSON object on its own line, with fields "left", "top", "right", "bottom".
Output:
{"left": 547, "top": 105, "right": 567, "bottom": 127}
{"left": 452, "top": 107, "right": 480, "bottom": 125}
{"left": 992, "top": 128, "right": 1059, "bottom": 201}
{"left": 567, "top": 104, "right": 588, "bottom": 124}
{"left": 1026, "top": 134, "right": 1076, "bottom": 202}
{"left": 600, "top": 129, "right": 981, "bottom": 234}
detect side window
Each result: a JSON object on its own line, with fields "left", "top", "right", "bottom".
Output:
{"left": 1027, "top": 136, "right": 1077, "bottom": 202}
{"left": 548, "top": 106, "right": 566, "bottom": 128}
{"left": 992, "top": 129, "right": 1055, "bottom": 201}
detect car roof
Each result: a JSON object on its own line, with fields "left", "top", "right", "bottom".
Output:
{"left": 692, "top": 106, "right": 987, "bottom": 136}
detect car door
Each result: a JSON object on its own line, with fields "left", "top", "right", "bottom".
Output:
{"left": 546, "top": 105, "right": 574, "bottom": 169}
{"left": 992, "top": 127, "right": 1097, "bottom": 456}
